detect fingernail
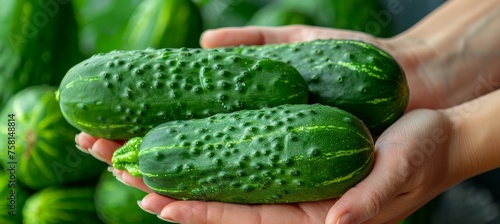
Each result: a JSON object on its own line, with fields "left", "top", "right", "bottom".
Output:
{"left": 107, "top": 166, "right": 115, "bottom": 174}
{"left": 88, "top": 148, "right": 105, "bottom": 162}
{"left": 337, "top": 213, "right": 356, "bottom": 224}
{"left": 75, "top": 144, "right": 90, "bottom": 154}
{"left": 157, "top": 214, "right": 179, "bottom": 223}
{"left": 114, "top": 173, "right": 130, "bottom": 186}
{"left": 74, "top": 133, "right": 89, "bottom": 154}
{"left": 137, "top": 200, "right": 156, "bottom": 215}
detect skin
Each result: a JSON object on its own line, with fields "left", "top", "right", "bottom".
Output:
{"left": 76, "top": 0, "right": 500, "bottom": 223}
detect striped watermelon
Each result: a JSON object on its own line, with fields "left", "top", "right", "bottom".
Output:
{"left": 22, "top": 186, "right": 103, "bottom": 224}
{"left": 0, "top": 86, "right": 106, "bottom": 190}
{"left": 0, "top": 170, "right": 30, "bottom": 224}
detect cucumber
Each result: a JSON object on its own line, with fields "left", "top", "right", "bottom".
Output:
{"left": 221, "top": 39, "right": 409, "bottom": 134}
{"left": 246, "top": 2, "right": 316, "bottom": 26}
{"left": 112, "top": 104, "right": 374, "bottom": 204}
{"left": 200, "top": 0, "right": 263, "bottom": 29}
{"left": 0, "top": 0, "right": 81, "bottom": 108}
{"left": 328, "top": 0, "right": 395, "bottom": 37}
{"left": 72, "top": 0, "right": 142, "bottom": 56}
{"left": 281, "top": 0, "right": 394, "bottom": 37}
{"left": 121, "top": 0, "right": 203, "bottom": 49}
{"left": 57, "top": 48, "right": 308, "bottom": 139}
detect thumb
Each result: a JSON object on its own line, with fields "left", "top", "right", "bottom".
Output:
{"left": 325, "top": 151, "right": 410, "bottom": 224}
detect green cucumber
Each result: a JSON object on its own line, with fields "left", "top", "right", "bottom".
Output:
{"left": 57, "top": 48, "right": 308, "bottom": 139}
{"left": 121, "top": 0, "right": 203, "bottom": 49}
{"left": 328, "top": 0, "right": 395, "bottom": 37}
{"left": 0, "top": 0, "right": 81, "bottom": 108}
{"left": 112, "top": 104, "right": 374, "bottom": 204}
{"left": 246, "top": 2, "right": 316, "bottom": 26}
{"left": 221, "top": 39, "right": 409, "bottom": 134}
{"left": 72, "top": 0, "right": 141, "bottom": 56}
{"left": 200, "top": 0, "right": 263, "bottom": 29}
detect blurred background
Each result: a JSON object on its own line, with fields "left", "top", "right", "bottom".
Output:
{"left": 1, "top": 0, "right": 498, "bottom": 223}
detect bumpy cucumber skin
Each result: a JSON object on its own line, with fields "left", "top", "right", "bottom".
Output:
{"left": 221, "top": 39, "right": 409, "bottom": 134}
{"left": 57, "top": 48, "right": 308, "bottom": 139}
{"left": 113, "top": 104, "right": 374, "bottom": 204}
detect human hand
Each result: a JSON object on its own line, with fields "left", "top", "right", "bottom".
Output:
{"left": 77, "top": 0, "right": 500, "bottom": 220}
{"left": 201, "top": 25, "right": 448, "bottom": 111}
{"left": 327, "top": 85, "right": 500, "bottom": 224}
{"left": 76, "top": 108, "right": 460, "bottom": 224}
{"left": 75, "top": 133, "right": 151, "bottom": 193}
{"left": 325, "top": 109, "right": 458, "bottom": 224}
{"left": 74, "top": 26, "right": 455, "bottom": 224}
{"left": 75, "top": 132, "right": 340, "bottom": 224}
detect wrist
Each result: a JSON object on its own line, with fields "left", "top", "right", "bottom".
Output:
{"left": 384, "top": 0, "right": 500, "bottom": 109}
{"left": 439, "top": 107, "right": 475, "bottom": 184}
{"left": 441, "top": 91, "right": 500, "bottom": 183}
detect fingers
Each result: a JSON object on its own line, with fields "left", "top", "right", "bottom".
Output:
{"left": 75, "top": 132, "right": 98, "bottom": 151}
{"left": 158, "top": 201, "right": 273, "bottom": 224}
{"left": 156, "top": 200, "right": 334, "bottom": 224}
{"left": 325, "top": 146, "right": 414, "bottom": 224}
{"left": 158, "top": 201, "right": 257, "bottom": 224}
{"left": 89, "top": 138, "right": 122, "bottom": 164}
{"left": 324, "top": 177, "right": 397, "bottom": 223}
{"left": 75, "top": 132, "right": 123, "bottom": 165}
{"left": 139, "top": 193, "right": 178, "bottom": 214}
{"left": 326, "top": 110, "right": 451, "bottom": 224}
{"left": 76, "top": 132, "right": 152, "bottom": 194}
{"left": 76, "top": 132, "right": 150, "bottom": 192}
{"left": 109, "top": 167, "right": 152, "bottom": 193}
{"left": 200, "top": 25, "right": 375, "bottom": 48}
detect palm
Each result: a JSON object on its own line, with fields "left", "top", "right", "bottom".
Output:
{"left": 151, "top": 198, "right": 337, "bottom": 224}
{"left": 77, "top": 132, "right": 336, "bottom": 224}
{"left": 78, "top": 108, "right": 454, "bottom": 224}
{"left": 326, "top": 109, "right": 455, "bottom": 224}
